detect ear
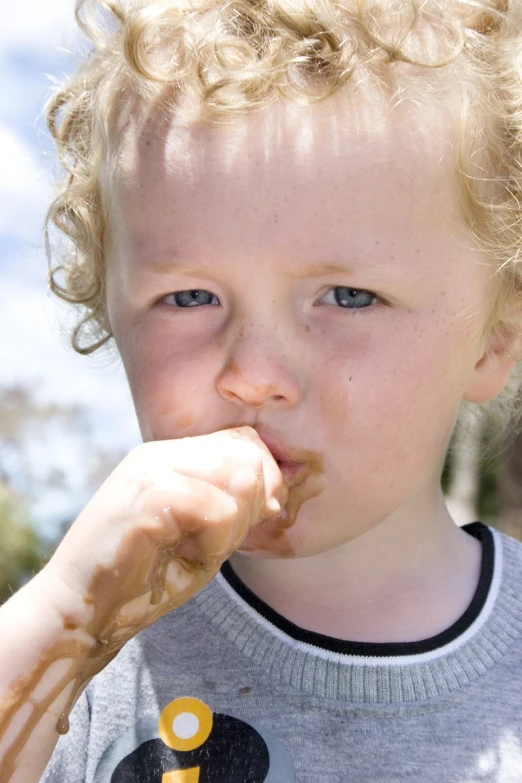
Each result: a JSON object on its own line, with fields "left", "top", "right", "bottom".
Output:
{"left": 463, "top": 319, "right": 522, "bottom": 404}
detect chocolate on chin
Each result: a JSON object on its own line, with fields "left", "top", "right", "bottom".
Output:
{"left": 239, "top": 451, "right": 325, "bottom": 556}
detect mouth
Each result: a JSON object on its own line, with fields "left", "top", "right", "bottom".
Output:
{"left": 256, "top": 433, "right": 308, "bottom": 484}
{"left": 275, "top": 458, "right": 306, "bottom": 481}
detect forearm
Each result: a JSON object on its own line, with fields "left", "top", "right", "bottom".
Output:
{"left": 0, "top": 568, "right": 92, "bottom": 783}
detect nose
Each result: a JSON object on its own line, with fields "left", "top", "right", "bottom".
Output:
{"left": 215, "top": 327, "right": 303, "bottom": 409}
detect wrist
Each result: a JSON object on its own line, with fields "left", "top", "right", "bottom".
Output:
{"left": 34, "top": 561, "right": 96, "bottom": 637}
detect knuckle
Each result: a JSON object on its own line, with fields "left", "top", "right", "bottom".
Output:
{"left": 215, "top": 492, "right": 239, "bottom": 528}
{"left": 230, "top": 465, "right": 261, "bottom": 495}
{"left": 235, "top": 438, "right": 263, "bottom": 468}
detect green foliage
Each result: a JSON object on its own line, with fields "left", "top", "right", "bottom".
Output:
{"left": 0, "top": 383, "right": 127, "bottom": 603}
{"left": 0, "top": 487, "right": 45, "bottom": 603}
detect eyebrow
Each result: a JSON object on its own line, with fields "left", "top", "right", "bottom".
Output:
{"left": 142, "top": 261, "right": 200, "bottom": 276}
{"left": 130, "top": 252, "right": 198, "bottom": 276}
{"left": 134, "top": 255, "right": 357, "bottom": 279}
{"left": 286, "top": 261, "right": 357, "bottom": 278}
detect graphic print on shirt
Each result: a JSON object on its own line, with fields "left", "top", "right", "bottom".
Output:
{"left": 95, "top": 696, "right": 296, "bottom": 782}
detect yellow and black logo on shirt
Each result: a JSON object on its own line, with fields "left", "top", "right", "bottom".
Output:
{"left": 96, "top": 696, "right": 296, "bottom": 782}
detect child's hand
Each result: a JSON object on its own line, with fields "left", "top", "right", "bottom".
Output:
{"left": 0, "top": 426, "right": 287, "bottom": 781}
{"left": 44, "top": 426, "right": 286, "bottom": 658}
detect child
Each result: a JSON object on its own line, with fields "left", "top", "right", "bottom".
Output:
{"left": 2, "top": 0, "right": 522, "bottom": 779}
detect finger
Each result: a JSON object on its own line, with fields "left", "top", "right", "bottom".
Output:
{"left": 173, "top": 463, "right": 268, "bottom": 559}
{"left": 254, "top": 441, "right": 288, "bottom": 512}
{"left": 136, "top": 428, "right": 286, "bottom": 518}
{"left": 139, "top": 432, "right": 260, "bottom": 489}
{"left": 210, "top": 427, "right": 287, "bottom": 512}
{"left": 137, "top": 474, "right": 239, "bottom": 560}
{"left": 225, "top": 428, "right": 288, "bottom": 512}
{"left": 221, "top": 465, "right": 265, "bottom": 550}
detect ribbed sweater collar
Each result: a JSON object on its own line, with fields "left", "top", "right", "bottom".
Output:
{"left": 192, "top": 523, "right": 522, "bottom": 703}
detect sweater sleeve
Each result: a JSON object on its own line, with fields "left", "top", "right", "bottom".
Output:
{"left": 39, "top": 690, "right": 91, "bottom": 783}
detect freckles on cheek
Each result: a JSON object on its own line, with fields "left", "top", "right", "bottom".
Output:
{"left": 124, "top": 331, "right": 220, "bottom": 439}
{"left": 328, "top": 329, "right": 455, "bottom": 424}
{"left": 375, "top": 344, "right": 464, "bottom": 451}
{"left": 155, "top": 405, "right": 197, "bottom": 435}
{"left": 134, "top": 366, "right": 200, "bottom": 438}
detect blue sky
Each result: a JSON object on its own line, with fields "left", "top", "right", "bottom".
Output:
{"left": 1, "top": 2, "right": 141, "bottom": 535}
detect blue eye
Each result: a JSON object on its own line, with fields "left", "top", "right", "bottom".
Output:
{"left": 166, "top": 290, "right": 220, "bottom": 307}
{"left": 323, "top": 287, "right": 376, "bottom": 309}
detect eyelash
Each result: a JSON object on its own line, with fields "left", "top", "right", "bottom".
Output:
{"left": 162, "top": 287, "right": 378, "bottom": 310}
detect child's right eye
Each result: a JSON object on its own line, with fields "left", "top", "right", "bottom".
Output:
{"left": 163, "top": 290, "right": 220, "bottom": 307}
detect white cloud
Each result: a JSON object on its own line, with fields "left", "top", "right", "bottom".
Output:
{"left": 0, "top": 124, "right": 50, "bottom": 242}
{"left": 0, "top": 274, "right": 140, "bottom": 449}
{"left": 0, "top": 0, "right": 79, "bottom": 53}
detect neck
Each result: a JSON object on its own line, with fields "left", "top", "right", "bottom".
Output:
{"left": 229, "top": 493, "right": 482, "bottom": 643}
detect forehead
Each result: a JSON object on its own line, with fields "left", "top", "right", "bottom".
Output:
{"left": 115, "top": 86, "right": 456, "bottom": 189}
{"left": 107, "top": 90, "right": 465, "bottom": 267}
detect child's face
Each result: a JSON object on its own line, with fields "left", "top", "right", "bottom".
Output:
{"left": 105, "top": 94, "right": 504, "bottom": 559}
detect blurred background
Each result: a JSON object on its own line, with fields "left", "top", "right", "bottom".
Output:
{"left": 0, "top": 1, "right": 141, "bottom": 601}
{"left": 1, "top": 1, "right": 522, "bottom": 603}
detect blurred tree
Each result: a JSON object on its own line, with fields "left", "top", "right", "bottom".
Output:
{"left": 0, "top": 484, "right": 45, "bottom": 602}
{"left": 0, "top": 384, "right": 89, "bottom": 499}
{"left": 495, "top": 432, "right": 522, "bottom": 541}
{"left": 0, "top": 383, "right": 127, "bottom": 601}
{"left": 444, "top": 414, "right": 482, "bottom": 526}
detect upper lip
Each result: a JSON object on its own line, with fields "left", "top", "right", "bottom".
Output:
{"left": 255, "top": 430, "right": 306, "bottom": 465}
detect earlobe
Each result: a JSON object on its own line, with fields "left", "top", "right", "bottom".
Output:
{"left": 463, "top": 322, "right": 522, "bottom": 404}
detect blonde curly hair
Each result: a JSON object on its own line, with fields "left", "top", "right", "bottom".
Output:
{"left": 45, "top": 0, "right": 522, "bottom": 446}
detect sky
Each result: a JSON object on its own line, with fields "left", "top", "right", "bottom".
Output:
{"left": 0, "top": 1, "right": 141, "bottom": 536}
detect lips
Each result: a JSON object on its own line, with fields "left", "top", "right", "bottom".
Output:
{"left": 257, "top": 434, "right": 300, "bottom": 463}
{"left": 276, "top": 459, "right": 306, "bottom": 482}
{"left": 256, "top": 432, "right": 308, "bottom": 483}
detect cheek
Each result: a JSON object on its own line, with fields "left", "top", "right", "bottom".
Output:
{"left": 318, "top": 324, "right": 469, "bottom": 460}
{"left": 116, "top": 324, "right": 220, "bottom": 439}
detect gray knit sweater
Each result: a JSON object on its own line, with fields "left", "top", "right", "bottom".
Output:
{"left": 41, "top": 522, "right": 522, "bottom": 782}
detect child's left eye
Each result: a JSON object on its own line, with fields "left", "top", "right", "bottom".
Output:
{"left": 321, "top": 287, "right": 377, "bottom": 309}
{"left": 164, "top": 289, "right": 220, "bottom": 307}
